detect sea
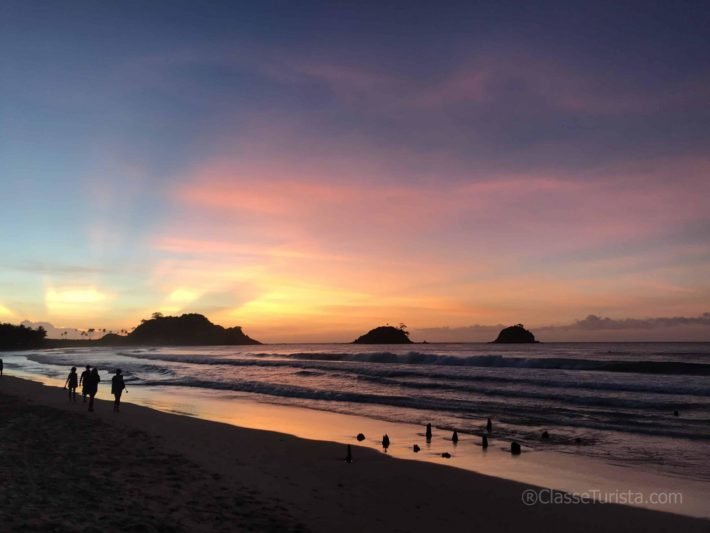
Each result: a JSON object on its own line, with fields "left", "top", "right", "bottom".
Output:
{"left": 4, "top": 342, "right": 710, "bottom": 485}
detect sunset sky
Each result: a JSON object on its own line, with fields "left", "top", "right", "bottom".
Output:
{"left": 2, "top": 1, "right": 709, "bottom": 341}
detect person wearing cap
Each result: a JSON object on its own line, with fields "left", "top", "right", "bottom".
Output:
{"left": 111, "top": 369, "right": 126, "bottom": 413}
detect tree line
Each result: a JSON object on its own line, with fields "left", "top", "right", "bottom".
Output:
{"left": 0, "top": 323, "right": 47, "bottom": 350}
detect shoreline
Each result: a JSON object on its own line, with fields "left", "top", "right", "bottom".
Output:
{"left": 102, "top": 383, "right": 710, "bottom": 519}
{"left": 7, "top": 361, "right": 710, "bottom": 519}
{"left": 1, "top": 375, "right": 708, "bottom": 532}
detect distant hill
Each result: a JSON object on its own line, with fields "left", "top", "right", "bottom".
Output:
{"left": 492, "top": 324, "right": 538, "bottom": 343}
{"left": 121, "top": 313, "right": 261, "bottom": 346}
{"left": 353, "top": 325, "right": 413, "bottom": 344}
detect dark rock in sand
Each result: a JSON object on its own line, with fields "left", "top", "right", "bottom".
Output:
{"left": 574, "top": 437, "right": 582, "bottom": 444}
{"left": 413, "top": 444, "right": 421, "bottom": 453}
{"left": 353, "top": 325, "right": 412, "bottom": 344}
{"left": 674, "top": 410, "right": 679, "bottom": 417}
{"left": 482, "top": 435, "right": 488, "bottom": 449}
{"left": 510, "top": 441, "right": 522, "bottom": 455}
{"left": 452, "top": 430, "right": 459, "bottom": 444}
{"left": 441, "top": 452, "right": 451, "bottom": 459}
{"left": 356, "top": 433, "right": 365, "bottom": 441}
{"left": 541, "top": 431, "right": 550, "bottom": 440}
{"left": 491, "top": 324, "right": 538, "bottom": 344}
{"left": 345, "top": 444, "right": 352, "bottom": 463}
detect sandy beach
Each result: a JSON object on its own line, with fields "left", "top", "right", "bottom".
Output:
{"left": 0, "top": 375, "right": 708, "bottom": 532}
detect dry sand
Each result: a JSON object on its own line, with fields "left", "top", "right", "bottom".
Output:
{"left": 1, "top": 375, "right": 708, "bottom": 533}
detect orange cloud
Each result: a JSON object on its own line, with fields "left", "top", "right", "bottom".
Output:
{"left": 138, "top": 145, "right": 710, "bottom": 340}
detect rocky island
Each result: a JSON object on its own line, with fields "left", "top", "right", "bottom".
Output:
{"left": 492, "top": 324, "right": 538, "bottom": 343}
{"left": 107, "top": 313, "right": 261, "bottom": 346}
{"left": 353, "top": 324, "right": 413, "bottom": 344}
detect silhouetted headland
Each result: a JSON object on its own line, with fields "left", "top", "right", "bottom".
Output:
{"left": 491, "top": 324, "right": 538, "bottom": 343}
{"left": 123, "top": 313, "right": 260, "bottom": 346}
{"left": 353, "top": 324, "right": 413, "bottom": 344}
{"left": 5, "top": 313, "right": 261, "bottom": 349}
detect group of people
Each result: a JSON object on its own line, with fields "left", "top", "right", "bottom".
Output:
{"left": 64, "top": 365, "right": 126, "bottom": 412}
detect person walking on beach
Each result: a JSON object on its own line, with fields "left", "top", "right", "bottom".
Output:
{"left": 0, "top": 358, "right": 3, "bottom": 376}
{"left": 64, "top": 366, "right": 78, "bottom": 401}
{"left": 111, "top": 369, "right": 126, "bottom": 413}
{"left": 80, "top": 365, "right": 91, "bottom": 402}
{"left": 86, "top": 367, "right": 100, "bottom": 412}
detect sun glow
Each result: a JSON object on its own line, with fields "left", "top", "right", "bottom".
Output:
{"left": 45, "top": 288, "right": 110, "bottom": 316}
{"left": 234, "top": 284, "right": 370, "bottom": 318}
{"left": 168, "top": 288, "right": 200, "bottom": 304}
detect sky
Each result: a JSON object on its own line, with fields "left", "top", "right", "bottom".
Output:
{"left": 1, "top": 1, "right": 709, "bottom": 342}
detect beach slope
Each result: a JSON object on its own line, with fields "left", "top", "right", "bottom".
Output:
{"left": 1, "top": 376, "right": 707, "bottom": 532}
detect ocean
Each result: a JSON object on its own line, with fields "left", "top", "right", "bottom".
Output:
{"left": 5, "top": 342, "right": 710, "bottom": 483}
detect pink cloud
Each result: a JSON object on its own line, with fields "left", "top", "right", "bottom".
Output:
{"left": 145, "top": 157, "right": 710, "bottom": 338}
{"left": 288, "top": 51, "right": 710, "bottom": 116}
{"left": 114, "top": 42, "right": 710, "bottom": 123}
{"left": 171, "top": 153, "right": 710, "bottom": 264}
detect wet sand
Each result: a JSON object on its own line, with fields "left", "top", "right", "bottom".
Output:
{"left": 1, "top": 376, "right": 708, "bottom": 532}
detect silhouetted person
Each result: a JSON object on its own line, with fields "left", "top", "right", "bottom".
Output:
{"left": 86, "top": 368, "right": 100, "bottom": 412}
{"left": 80, "top": 365, "right": 91, "bottom": 403}
{"left": 486, "top": 417, "right": 492, "bottom": 433}
{"left": 382, "top": 434, "right": 390, "bottom": 452}
{"left": 345, "top": 444, "right": 352, "bottom": 463}
{"left": 111, "top": 369, "right": 126, "bottom": 413}
{"left": 64, "top": 366, "right": 78, "bottom": 401}
{"left": 452, "top": 430, "right": 459, "bottom": 444}
{"left": 425, "top": 423, "right": 432, "bottom": 441}
{"left": 0, "top": 358, "right": 3, "bottom": 376}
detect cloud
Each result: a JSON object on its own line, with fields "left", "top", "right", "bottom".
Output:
{"left": 171, "top": 150, "right": 710, "bottom": 261}
{"left": 44, "top": 286, "right": 114, "bottom": 319}
{"left": 144, "top": 142, "right": 710, "bottom": 341}
{"left": 20, "top": 321, "right": 85, "bottom": 340}
{"left": 555, "top": 313, "right": 710, "bottom": 331}
{"left": 115, "top": 43, "right": 710, "bottom": 164}
{"left": 415, "top": 313, "right": 710, "bottom": 342}
{"left": 8, "top": 262, "right": 110, "bottom": 275}
{"left": 407, "top": 53, "right": 710, "bottom": 116}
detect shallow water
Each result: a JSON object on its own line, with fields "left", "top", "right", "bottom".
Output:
{"left": 5, "top": 342, "right": 710, "bottom": 485}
